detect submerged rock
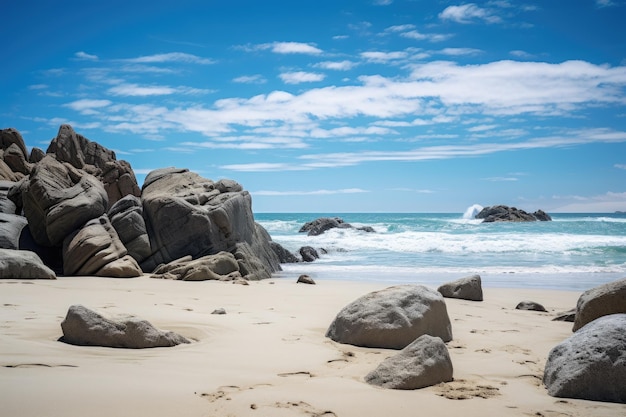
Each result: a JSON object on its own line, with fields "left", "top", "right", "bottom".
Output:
{"left": 299, "top": 217, "right": 375, "bottom": 236}
{"left": 475, "top": 205, "right": 552, "bottom": 222}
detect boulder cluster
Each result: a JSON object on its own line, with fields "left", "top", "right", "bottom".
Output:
{"left": 475, "top": 205, "right": 552, "bottom": 222}
{"left": 0, "top": 125, "right": 282, "bottom": 281}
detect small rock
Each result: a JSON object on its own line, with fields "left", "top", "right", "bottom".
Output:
{"left": 553, "top": 309, "right": 576, "bottom": 322}
{"left": 211, "top": 308, "right": 226, "bottom": 315}
{"left": 515, "top": 300, "right": 547, "bottom": 312}
{"left": 299, "top": 246, "right": 319, "bottom": 262}
{"left": 297, "top": 274, "right": 316, "bottom": 285}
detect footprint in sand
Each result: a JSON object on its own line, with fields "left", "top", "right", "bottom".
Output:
{"left": 435, "top": 379, "right": 501, "bottom": 400}
{"left": 259, "top": 401, "right": 337, "bottom": 416}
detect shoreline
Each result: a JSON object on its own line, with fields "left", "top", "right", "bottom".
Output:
{"left": 1, "top": 275, "right": 624, "bottom": 416}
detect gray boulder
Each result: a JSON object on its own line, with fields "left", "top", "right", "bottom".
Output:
{"left": 108, "top": 195, "right": 151, "bottom": 264}
{"left": 476, "top": 205, "right": 551, "bottom": 222}
{"left": 151, "top": 252, "right": 242, "bottom": 281}
{"left": 365, "top": 334, "right": 453, "bottom": 390}
{"left": 437, "top": 274, "right": 483, "bottom": 301}
{"left": 299, "top": 217, "right": 375, "bottom": 236}
{"left": 0, "top": 128, "right": 29, "bottom": 160}
{"left": 326, "top": 285, "right": 452, "bottom": 349}
{"left": 297, "top": 274, "right": 316, "bottom": 285}
{"left": 544, "top": 314, "right": 626, "bottom": 403}
{"left": 0, "top": 248, "right": 56, "bottom": 279}
{"left": 299, "top": 246, "right": 319, "bottom": 262}
{"left": 29, "top": 147, "right": 45, "bottom": 164}
{"left": 19, "top": 155, "right": 108, "bottom": 247}
{"left": 0, "top": 158, "right": 20, "bottom": 181}
{"left": 3, "top": 142, "right": 32, "bottom": 176}
{"left": 60, "top": 304, "right": 190, "bottom": 348}
{"left": 0, "top": 213, "right": 28, "bottom": 249}
{"left": 0, "top": 180, "right": 17, "bottom": 214}
{"left": 140, "top": 168, "right": 280, "bottom": 279}
{"left": 270, "top": 241, "right": 299, "bottom": 263}
{"left": 515, "top": 300, "right": 547, "bottom": 312}
{"left": 62, "top": 215, "right": 142, "bottom": 277}
{"left": 572, "top": 277, "right": 626, "bottom": 331}
{"left": 47, "top": 124, "right": 141, "bottom": 206}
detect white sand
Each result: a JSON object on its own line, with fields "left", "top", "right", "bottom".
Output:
{"left": 1, "top": 276, "right": 624, "bottom": 417}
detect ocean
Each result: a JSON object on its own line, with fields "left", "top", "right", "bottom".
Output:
{"left": 255, "top": 209, "right": 626, "bottom": 291}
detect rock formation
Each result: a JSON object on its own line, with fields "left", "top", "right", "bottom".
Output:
{"left": 0, "top": 125, "right": 282, "bottom": 280}
{"left": 572, "top": 277, "right": 626, "bottom": 331}
{"left": 140, "top": 168, "right": 280, "bottom": 280}
{"left": 365, "top": 334, "right": 453, "bottom": 390}
{"left": 437, "top": 274, "right": 483, "bottom": 301}
{"left": 60, "top": 304, "right": 190, "bottom": 348}
{"left": 475, "top": 205, "right": 552, "bottom": 222}
{"left": 326, "top": 285, "right": 452, "bottom": 349}
{"left": 299, "top": 217, "right": 375, "bottom": 236}
{"left": 544, "top": 314, "right": 626, "bottom": 403}
{"left": 150, "top": 252, "right": 242, "bottom": 281}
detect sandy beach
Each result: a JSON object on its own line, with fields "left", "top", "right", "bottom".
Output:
{"left": 1, "top": 275, "right": 624, "bottom": 417}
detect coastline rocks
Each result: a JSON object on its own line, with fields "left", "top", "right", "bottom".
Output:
{"left": 60, "top": 304, "right": 190, "bottom": 348}
{"left": 47, "top": 124, "right": 141, "bottom": 206}
{"left": 572, "top": 277, "right": 626, "bottom": 332}
{"left": 270, "top": 241, "right": 299, "bottom": 263}
{"left": 62, "top": 215, "right": 142, "bottom": 277}
{"left": 0, "top": 248, "right": 56, "bottom": 279}
{"left": 326, "top": 285, "right": 452, "bottom": 349}
{"left": 20, "top": 156, "right": 109, "bottom": 247}
{"left": 299, "top": 217, "right": 375, "bottom": 236}
{"left": 108, "top": 195, "right": 151, "bottom": 264}
{"left": 544, "top": 314, "right": 626, "bottom": 403}
{"left": 365, "top": 334, "right": 453, "bottom": 390}
{"left": 0, "top": 213, "right": 28, "bottom": 250}
{"left": 151, "top": 252, "right": 242, "bottom": 281}
{"left": 299, "top": 246, "right": 319, "bottom": 262}
{"left": 140, "top": 168, "right": 280, "bottom": 279}
{"left": 515, "top": 300, "right": 547, "bottom": 312}
{"left": 437, "top": 274, "right": 483, "bottom": 301}
{"left": 475, "top": 205, "right": 552, "bottom": 222}
{"left": 0, "top": 180, "right": 17, "bottom": 213}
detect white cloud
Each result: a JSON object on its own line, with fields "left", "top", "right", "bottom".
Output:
{"left": 279, "top": 71, "right": 325, "bottom": 84}
{"left": 373, "top": 0, "right": 393, "bottom": 5}
{"left": 107, "top": 83, "right": 212, "bottom": 96}
{"left": 553, "top": 191, "right": 626, "bottom": 212}
{"left": 360, "top": 51, "right": 408, "bottom": 63}
{"left": 75, "top": 51, "right": 98, "bottom": 61}
{"left": 438, "top": 48, "right": 483, "bottom": 56}
{"left": 615, "top": 164, "right": 626, "bottom": 170}
{"left": 439, "top": 3, "right": 502, "bottom": 24}
{"left": 596, "top": 0, "right": 616, "bottom": 7}
{"left": 245, "top": 41, "right": 323, "bottom": 55}
{"left": 314, "top": 60, "right": 357, "bottom": 70}
{"left": 252, "top": 188, "right": 369, "bottom": 196}
{"left": 385, "top": 24, "right": 416, "bottom": 33}
{"left": 120, "top": 52, "right": 214, "bottom": 64}
{"left": 233, "top": 74, "right": 267, "bottom": 84}
{"left": 64, "top": 99, "right": 112, "bottom": 113}
{"left": 400, "top": 30, "right": 452, "bottom": 43}
{"left": 510, "top": 50, "right": 535, "bottom": 59}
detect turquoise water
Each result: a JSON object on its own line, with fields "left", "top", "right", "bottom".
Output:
{"left": 255, "top": 211, "right": 626, "bottom": 291}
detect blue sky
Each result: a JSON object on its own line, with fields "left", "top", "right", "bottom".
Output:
{"left": 2, "top": 0, "right": 626, "bottom": 213}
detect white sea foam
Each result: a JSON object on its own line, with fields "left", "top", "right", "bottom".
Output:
{"left": 463, "top": 204, "right": 484, "bottom": 219}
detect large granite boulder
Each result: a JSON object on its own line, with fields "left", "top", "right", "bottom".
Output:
{"left": 0, "top": 248, "right": 56, "bottom": 279}
{"left": 3, "top": 142, "right": 32, "bottom": 176}
{"left": 0, "top": 128, "right": 29, "bottom": 160}
{"left": 326, "top": 285, "right": 452, "bottom": 349}
{"left": 475, "top": 205, "right": 552, "bottom": 222}
{"left": 437, "top": 274, "right": 483, "bottom": 301}
{"left": 544, "top": 314, "right": 626, "bottom": 403}
{"left": 62, "top": 215, "right": 142, "bottom": 277}
{"left": 0, "top": 213, "right": 28, "bottom": 250}
{"left": 0, "top": 180, "right": 17, "bottom": 214}
{"left": 151, "top": 252, "right": 241, "bottom": 281}
{"left": 108, "top": 195, "right": 151, "bottom": 264}
{"left": 47, "top": 124, "right": 141, "bottom": 205}
{"left": 299, "top": 217, "right": 375, "bottom": 236}
{"left": 18, "top": 155, "right": 108, "bottom": 247}
{"left": 365, "top": 334, "right": 453, "bottom": 390}
{"left": 572, "top": 277, "right": 626, "bottom": 331}
{"left": 140, "top": 168, "right": 280, "bottom": 279}
{"left": 60, "top": 304, "right": 190, "bottom": 348}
